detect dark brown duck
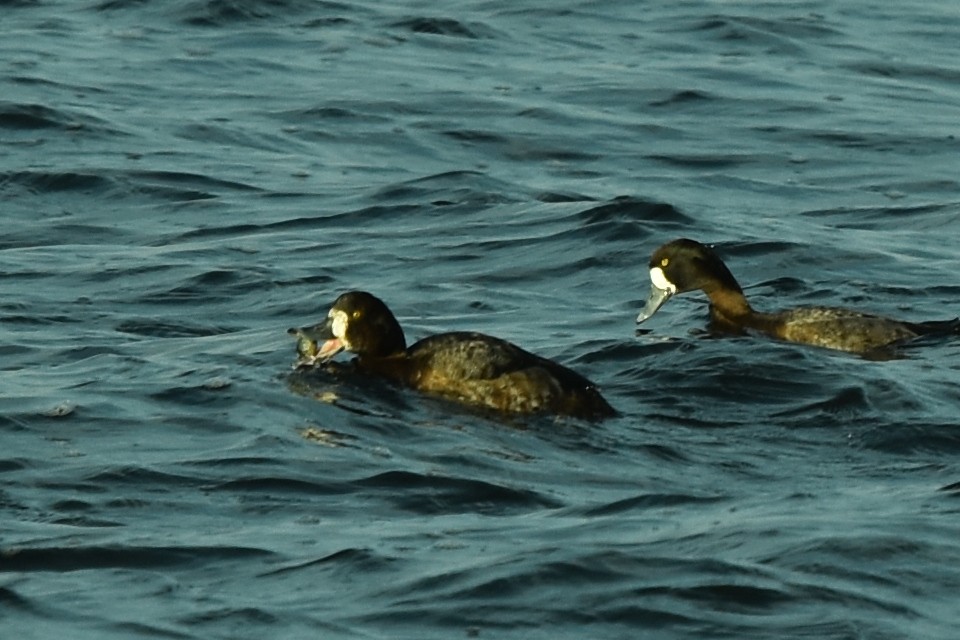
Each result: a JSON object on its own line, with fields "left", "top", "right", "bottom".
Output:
{"left": 636, "top": 238, "right": 959, "bottom": 354}
{"left": 289, "top": 291, "right": 616, "bottom": 420}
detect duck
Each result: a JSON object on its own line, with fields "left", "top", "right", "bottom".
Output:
{"left": 288, "top": 291, "right": 616, "bottom": 420}
{"left": 635, "top": 238, "right": 959, "bottom": 354}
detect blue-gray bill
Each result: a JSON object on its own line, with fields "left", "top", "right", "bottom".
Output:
{"left": 291, "top": 316, "right": 335, "bottom": 342}
{"left": 636, "top": 283, "right": 674, "bottom": 323}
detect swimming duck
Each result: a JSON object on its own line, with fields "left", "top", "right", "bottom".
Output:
{"left": 636, "top": 238, "right": 959, "bottom": 354}
{"left": 289, "top": 291, "right": 616, "bottom": 420}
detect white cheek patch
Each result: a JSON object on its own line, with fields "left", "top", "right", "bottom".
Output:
{"left": 330, "top": 309, "right": 348, "bottom": 340}
{"left": 649, "top": 267, "right": 677, "bottom": 293}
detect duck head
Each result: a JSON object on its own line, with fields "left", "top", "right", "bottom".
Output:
{"left": 289, "top": 290, "right": 407, "bottom": 362}
{"left": 636, "top": 238, "right": 743, "bottom": 323}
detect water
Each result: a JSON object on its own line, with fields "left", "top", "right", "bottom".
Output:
{"left": 2, "top": 1, "right": 960, "bottom": 638}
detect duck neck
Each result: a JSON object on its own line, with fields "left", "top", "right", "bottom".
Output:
{"left": 353, "top": 349, "right": 413, "bottom": 386}
{"left": 704, "top": 284, "right": 753, "bottom": 325}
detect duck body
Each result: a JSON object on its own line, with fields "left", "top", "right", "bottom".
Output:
{"left": 718, "top": 305, "right": 921, "bottom": 353}
{"left": 290, "top": 291, "right": 615, "bottom": 420}
{"left": 636, "top": 238, "right": 958, "bottom": 355}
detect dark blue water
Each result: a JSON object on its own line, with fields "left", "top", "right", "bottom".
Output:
{"left": 3, "top": 1, "right": 960, "bottom": 638}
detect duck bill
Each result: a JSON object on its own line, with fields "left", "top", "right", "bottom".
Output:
{"left": 287, "top": 318, "right": 344, "bottom": 362}
{"left": 314, "top": 337, "right": 344, "bottom": 361}
{"left": 636, "top": 284, "right": 674, "bottom": 323}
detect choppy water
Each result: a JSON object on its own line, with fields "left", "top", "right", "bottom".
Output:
{"left": 3, "top": 1, "right": 960, "bottom": 638}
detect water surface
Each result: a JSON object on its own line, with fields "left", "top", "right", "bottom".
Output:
{"left": 2, "top": 1, "right": 960, "bottom": 638}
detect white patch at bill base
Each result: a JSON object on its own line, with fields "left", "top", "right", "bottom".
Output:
{"left": 330, "top": 309, "right": 348, "bottom": 340}
{"left": 650, "top": 267, "right": 677, "bottom": 293}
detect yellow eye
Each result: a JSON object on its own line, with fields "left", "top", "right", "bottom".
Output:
{"left": 352, "top": 310, "right": 362, "bottom": 319}
{"left": 660, "top": 258, "right": 670, "bottom": 268}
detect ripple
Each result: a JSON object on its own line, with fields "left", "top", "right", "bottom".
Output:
{"left": 0, "top": 102, "right": 122, "bottom": 136}
{"left": 389, "top": 16, "right": 493, "bottom": 39}
{"left": 354, "top": 470, "right": 563, "bottom": 515}
{"left": 579, "top": 492, "right": 727, "bottom": 517}
{"left": 0, "top": 545, "right": 272, "bottom": 572}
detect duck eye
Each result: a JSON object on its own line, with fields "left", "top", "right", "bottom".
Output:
{"left": 660, "top": 258, "right": 670, "bottom": 268}
{"left": 352, "top": 310, "right": 362, "bottom": 320}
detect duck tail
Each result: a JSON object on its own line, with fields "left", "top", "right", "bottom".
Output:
{"left": 908, "top": 317, "right": 960, "bottom": 336}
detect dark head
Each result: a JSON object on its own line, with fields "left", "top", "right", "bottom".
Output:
{"left": 289, "top": 291, "right": 407, "bottom": 361}
{"left": 636, "top": 238, "right": 743, "bottom": 323}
